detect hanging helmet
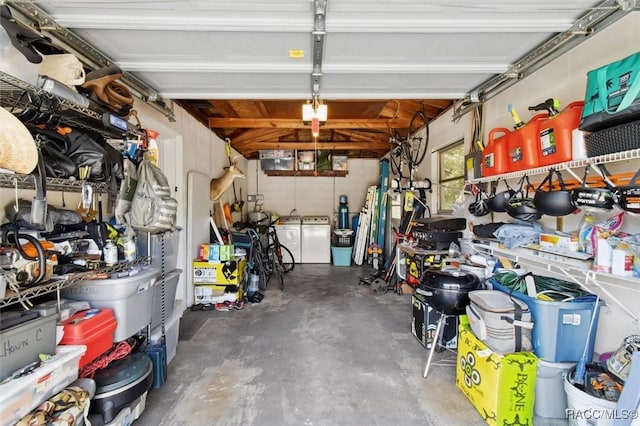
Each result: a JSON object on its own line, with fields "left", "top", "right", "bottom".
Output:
{"left": 486, "top": 179, "right": 516, "bottom": 213}
{"left": 505, "top": 176, "right": 542, "bottom": 221}
{"left": 468, "top": 188, "right": 490, "bottom": 217}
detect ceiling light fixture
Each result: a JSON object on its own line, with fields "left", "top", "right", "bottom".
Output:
{"left": 302, "top": 98, "right": 328, "bottom": 121}
{"left": 302, "top": 95, "right": 327, "bottom": 138}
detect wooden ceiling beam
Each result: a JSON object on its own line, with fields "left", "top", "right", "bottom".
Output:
{"left": 254, "top": 101, "right": 270, "bottom": 117}
{"left": 333, "top": 129, "right": 388, "bottom": 143}
{"left": 209, "top": 118, "right": 403, "bottom": 130}
{"left": 424, "top": 99, "right": 453, "bottom": 109}
{"left": 208, "top": 100, "right": 236, "bottom": 117}
{"left": 231, "top": 128, "right": 291, "bottom": 145}
{"left": 378, "top": 100, "right": 445, "bottom": 121}
{"left": 240, "top": 141, "right": 391, "bottom": 152}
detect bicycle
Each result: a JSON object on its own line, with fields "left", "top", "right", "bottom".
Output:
{"left": 245, "top": 228, "right": 271, "bottom": 292}
{"left": 264, "top": 221, "right": 294, "bottom": 290}
{"left": 389, "top": 110, "right": 429, "bottom": 188}
{"left": 243, "top": 217, "right": 294, "bottom": 291}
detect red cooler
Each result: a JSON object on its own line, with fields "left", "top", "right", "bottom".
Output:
{"left": 60, "top": 308, "right": 117, "bottom": 368}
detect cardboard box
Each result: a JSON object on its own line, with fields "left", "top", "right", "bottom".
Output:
{"left": 209, "top": 244, "right": 220, "bottom": 261}
{"left": 411, "top": 293, "right": 458, "bottom": 349}
{"left": 219, "top": 244, "right": 233, "bottom": 261}
{"left": 193, "top": 258, "right": 246, "bottom": 284}
{"left": 194, "top": 284, "right": 243, "bottom": 304}
{"left": 456, "top": 315, "right": 537, "bottom": 426}
{"left": 539, "top": 233, "right": 579, "bottom": 252}
{"left": 199, "top": 244, "right": 220, "bottom": 261}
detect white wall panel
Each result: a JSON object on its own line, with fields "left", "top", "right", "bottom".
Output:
{"left": 248, "top": 159, "right": 380, "bottom": 223}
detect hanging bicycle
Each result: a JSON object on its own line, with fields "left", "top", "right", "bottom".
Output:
{"left": 389, "top": 109, "right": 429, "bottom": 188}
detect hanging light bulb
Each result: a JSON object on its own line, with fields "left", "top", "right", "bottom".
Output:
{"left": 311, "top": 117, "right": 320, "bottom": 138}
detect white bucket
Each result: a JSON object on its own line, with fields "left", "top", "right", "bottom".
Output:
{"left": 564, "top": 371, "right": 617, "bottom": 426}
{"left": 535, "top": 360, "right": 576, "bottom": 419}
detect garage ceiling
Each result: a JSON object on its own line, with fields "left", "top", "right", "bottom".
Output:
{"left": 6, "top": 0, "right": 628, "bottom": 159}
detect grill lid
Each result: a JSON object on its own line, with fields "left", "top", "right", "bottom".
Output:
{"left": 421, "top": 269, "right": 480, "bottom": 290}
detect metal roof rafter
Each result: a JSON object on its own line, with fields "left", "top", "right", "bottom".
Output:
{"left": 5, "top": 1, "right": 176, "bottom": 122}
{"left": 453, "top": 0, "right": 638, "bottom": 121}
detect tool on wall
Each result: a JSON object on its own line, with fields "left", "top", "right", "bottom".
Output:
{"left": 76, "top": 165, "right": 97, "bottom": 222}
{"left": 0, "top": 230, "right": 54, "bottom": 288}
{"left": 31, "top": 140, "right": 48, "bottom": 228}
{"left": 528, "top": 98, "right": 560, "bottom": 116}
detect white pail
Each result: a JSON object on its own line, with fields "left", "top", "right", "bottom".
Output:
{"left": 564, "top": 370, "right": 617, "bottom": 426}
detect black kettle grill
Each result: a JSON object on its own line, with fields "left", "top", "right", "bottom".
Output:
{"left": 419, "top": 269, "right": 480, "bottom": 315}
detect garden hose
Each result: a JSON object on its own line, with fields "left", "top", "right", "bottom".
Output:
{"left": 493, "top": 270, "right": 591, "bottom": 301}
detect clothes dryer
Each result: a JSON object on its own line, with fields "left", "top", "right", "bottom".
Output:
{"left": 301, "top": 216, "right": 331, "bottom": 263}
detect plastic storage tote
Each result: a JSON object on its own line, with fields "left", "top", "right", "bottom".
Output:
{"left": 0, "top": 311, "right": 57, "bottom": 382}
{"left": 150, "top": 269, "right": 182, "bottom": 329}
{"left": 481, "top": 127, "right": 511, "bottom": 177}
{"left": 59, "top": 308, "right": 117, "bottom": 368}
{"left": 0, "top": 345, "right": 86, "bottom": 426}
{"left": 136, "top": 228, "right": 181, "bottom": 272}
{"left": 150, "top": 300, "right": 185, "bottom": 365}
{"left": 490, "top": 279, "right": 602, "bottom": 363}
{"left": 538, "top": 101, "right": 584, "bottom": 166}
{"left": 61, "top": 267, "right": 161, "bottom": 341}
{"left": 508, "top": 114, "right": 548, "bottom": 171}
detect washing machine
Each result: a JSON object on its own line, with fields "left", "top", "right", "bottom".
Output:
{"left": 274, "top": 215, "right": 301, "bottom": 264}
{"left": 301, "top": 215, "right": 331, "bottom": 263}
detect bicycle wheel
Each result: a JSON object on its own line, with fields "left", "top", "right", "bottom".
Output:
{"left": 278, "top": 266, "right": 284, "bottom": 291}
{"left": 407, "top": 110, "right": 429, "bottom": 166}
{"left": 263, "top": 251, "right": 273, "bottom": 288}
{"left": 389, "top": 147, "right": 403, "bottom": 177}
{"left": 388, "top": 131, "right": 403, "bottom": 176}
{"left": 267, "top": 243, "right": 295, "bottom": 273}
{"left": 253, "top": 246, "right": 271, "bottom": 291}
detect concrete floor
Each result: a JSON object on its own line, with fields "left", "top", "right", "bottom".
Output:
{"left": 134, "top": 264, "right": 488, "bottom": 426}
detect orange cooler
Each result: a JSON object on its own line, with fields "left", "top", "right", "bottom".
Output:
{"left": 60, "top": 308, "right": 117, "bottom": 368}
{"left": 508, "top": 114, "right": 548, "bottom": 171}
{"left": 538, "top": 101, "right": 584, "bottom": 167}
{"left": 482, "top": 128, "right": 511, "bottom": 177}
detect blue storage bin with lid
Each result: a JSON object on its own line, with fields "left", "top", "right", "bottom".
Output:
{"left": 488, "top": 278, "right": 603, "bottom": 363}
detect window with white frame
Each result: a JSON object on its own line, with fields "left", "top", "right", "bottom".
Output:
{"left": 438, "top": 140, "right": 465, "bottom": 212}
